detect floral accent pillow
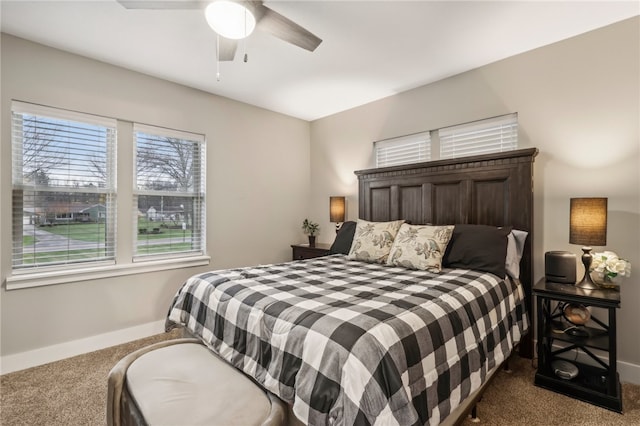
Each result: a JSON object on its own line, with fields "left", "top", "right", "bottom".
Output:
{"left": 348, "top": 219, "right": 405, "bottom": 264}
{"left": 387, "top": 224, "right": 454, "bottom": 272}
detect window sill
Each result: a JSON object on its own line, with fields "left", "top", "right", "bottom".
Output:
{"left": 4, "top": 255, "right": 211, "bottom": 290}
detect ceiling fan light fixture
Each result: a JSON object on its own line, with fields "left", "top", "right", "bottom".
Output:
{"left": 205, "top": 1, "right": 256, "bottom": 40}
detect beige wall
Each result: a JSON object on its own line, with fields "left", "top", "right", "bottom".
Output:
{"left": 0, "top": 34, "right": 310, "bottom": 356}
{"left": 310, "top": 17, "right": 640, "bottom": 378}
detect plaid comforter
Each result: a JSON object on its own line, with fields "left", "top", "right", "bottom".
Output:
{"left": 166, "top": 255, "right": 528, "bottom": 426}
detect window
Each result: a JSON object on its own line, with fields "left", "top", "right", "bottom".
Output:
{"left": 439, "top": 113, "right": 518, "bottom": 159}
{"left": 374, "top": 131, "right": 431, "bottom": 168}
{"left": 11, "top": 101, "right": 117, "bottom": 270}
{"left": 8, "top": 102, "right": 209, "bottom": 289}
{"left": 133, "top": 124, "right": 205, "bottom": 259}
{"left": 372, "top": 114, "right": 518, "bottom": 168}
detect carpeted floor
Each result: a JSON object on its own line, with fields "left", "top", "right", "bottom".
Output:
{"left": 460, "top": 357, "right": 640, "bottom": 426}
{"left": 0, "top": 330, "right": 180, "bottom": 426}
{"left": 1, "top": 332, "right": 639, "bottom": 425}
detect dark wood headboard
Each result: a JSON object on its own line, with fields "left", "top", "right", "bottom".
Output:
{"left": 355, "top": 148, "right": 538, "bottom": 357}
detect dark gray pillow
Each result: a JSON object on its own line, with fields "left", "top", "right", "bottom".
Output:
{"left": 329, "top": 221, "right": 357, "bottom": 255}
{"left": 443, "top": 224, "right": 512, "bottom": 278}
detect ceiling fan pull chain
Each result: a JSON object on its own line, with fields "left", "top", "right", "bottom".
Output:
{"left": 243, "top": 8, "right": 248, "bottom": 63}
{"left": 216, "top": 35, "right": 221, "bottom": 81}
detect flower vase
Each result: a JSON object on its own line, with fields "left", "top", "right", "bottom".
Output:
{"left": 590, "top": 271, "right": 605, "bottom": 285}
{"left": 600, "top": 275, "right": 621, "bottom": 290}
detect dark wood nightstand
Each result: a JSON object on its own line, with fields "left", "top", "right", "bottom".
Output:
{"left": 533, "top": 278, "right": 622, "bottom": 412}
{"left": 291, "top": 243, "right": 331, "bottom": 261}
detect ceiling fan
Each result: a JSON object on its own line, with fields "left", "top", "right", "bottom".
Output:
{"left": 116, "top": 1, "right": 322, "bottom": 62}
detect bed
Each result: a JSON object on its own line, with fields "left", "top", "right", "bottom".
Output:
{"left": 166, "top": 148, "right": 538, "bottom": 426}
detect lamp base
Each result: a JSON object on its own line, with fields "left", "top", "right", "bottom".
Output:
{"left": 575, "top": 247, "right": 599, "bottom": 290}
{"left": 576, "top": 280, "right": 600, "bottom": 290}
{"left": 575, "top": 276, "right": 600, "bottom": 290}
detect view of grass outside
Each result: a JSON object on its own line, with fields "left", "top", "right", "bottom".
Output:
{"left": 19, "top": 218, "right": 194, "bottom": 265}
{"left": 137, "top": 218, "right": 192, "bottom": 240}
{"left": 137, "top": 217, "right": 193, "bottom": 256}
{"left": 136, "top": 243, "right": 193, "bottom": 255}
{"left": 36, "top": 222, "right": 107, "bottom": 242}
{"left": 20, "top": 248, "right": 107, "bottom": 265}
{"left": 19, "top": 223, "right": 109, "bottom": 265}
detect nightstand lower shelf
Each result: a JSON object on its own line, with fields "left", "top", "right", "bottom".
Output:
{"left": 535, "top": 360, "right": 622, "bottom": 412}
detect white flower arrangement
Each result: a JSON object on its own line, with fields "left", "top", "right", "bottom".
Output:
{"left": 590, "top": 251, "right": 631, "bottom": 279}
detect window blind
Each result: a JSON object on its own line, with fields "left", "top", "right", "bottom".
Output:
{"left": 11, "top": 101, "right": 117, "bottom": 270}
{"left": 439, "top": 113, "right": 518, "bottom": 159}
{"left": 375, "top": 132, "right": 431, "bottom": 168}
{"left": 133, "top": 124, "right": 206, "bottom": 260}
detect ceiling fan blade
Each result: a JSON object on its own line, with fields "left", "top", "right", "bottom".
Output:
{"left": 254, "top": 3, "right": 322, "bottom": 52}
{"left": 116, "top": 0, "right": 207, "bottom": 10}
{"left": 218, "top": 37, "right": 238, "bottom": 61}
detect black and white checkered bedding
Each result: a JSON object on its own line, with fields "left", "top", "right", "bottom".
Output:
{"left": 166, "top": 254, "right": 528, "bottom": 426}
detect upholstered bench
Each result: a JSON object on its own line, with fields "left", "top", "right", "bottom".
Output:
{"left": 107, "top": 338, "right": 287, "bottom": 426}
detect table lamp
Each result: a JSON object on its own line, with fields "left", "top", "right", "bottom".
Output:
{"left": 569, "top": 197, "right": 607, "bottom": 290}
{"left": 329, "top": 196, "right": 345, "bottom": 233}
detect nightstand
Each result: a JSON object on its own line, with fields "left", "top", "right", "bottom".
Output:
{"left": 291, "top": 243, "right": 331, "bottom": 261}
{"left": 533, "top": 278, "right": 622, "bottom": 412}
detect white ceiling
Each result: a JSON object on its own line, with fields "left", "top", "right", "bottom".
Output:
{"left": 1, "top": 1, "right": 638, "bottom": 121}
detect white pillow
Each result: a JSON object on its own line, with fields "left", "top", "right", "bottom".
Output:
{"left": 348, "top": 219, "right": 404, "bottom": 264}
{"left": 387, "top": 224, "right": 454, "bottom": 272}
{"left": 505, "top": 229, "right": 528, "bottom": 279}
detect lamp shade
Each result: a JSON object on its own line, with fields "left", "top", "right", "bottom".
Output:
{"left": 205, "top": 1, "right": 256, "bottom": 40}
{"left": 329, "top": 196, "right": 346, "bottom": 223}
{"left": 569, "top": 198, "right": 607, "bottom": 247}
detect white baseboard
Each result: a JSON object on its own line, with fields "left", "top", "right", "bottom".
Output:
{"left": 618, "top": 359, "right": 640, "bottom": 385}
{"left": 0, "top": 320, "right": 165, "bottom": 375}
